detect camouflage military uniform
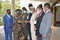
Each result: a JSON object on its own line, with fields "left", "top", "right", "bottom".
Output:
{"left": 22, "top": 13, "right": 28, "bottom": 39}
{"left": 13, "top": 14, "right": 24, "bottom": 40}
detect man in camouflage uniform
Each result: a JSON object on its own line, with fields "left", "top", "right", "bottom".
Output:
{"left": 13, "top": 9, "right": 24, "bottom": 40}
{"left": 22, "top": 7, "right": 28, "bottom": 40}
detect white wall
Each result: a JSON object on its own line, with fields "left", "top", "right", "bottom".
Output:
{"left": 35, "top": 0, "right": 50, "bottom": 3}
{"left": 56, "top": 7, "right": 60, "bottom": 21}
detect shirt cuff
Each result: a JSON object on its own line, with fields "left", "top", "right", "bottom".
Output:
{"left": 34, "top": 21, "right": 37, "bottom": 24}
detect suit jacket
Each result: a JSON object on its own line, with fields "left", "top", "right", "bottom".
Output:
{"left": 3, "top": 14, "right": 14, "bottom": 30}
{"left": 27, "top": 13, "right": 32, "bottom": 21}
{"left": 36, "top": 12, "right": 45, "bottom": 29}
{"left": 27, "top": 13, "right": 32, "bottom": 25}
{"left": 35, "top": 12, "right": 45, "bottom": 37}
{"left": 39, "top": 10, "right": 53, "bottom": 36}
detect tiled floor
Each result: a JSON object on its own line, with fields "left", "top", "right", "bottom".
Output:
{"left": 0, "top": 26, "right": 60, "bottom": 40}
{"left": 0, "top": 26, "right": 5, "bottom": 40}
{"left": 51, "top": 26, "right": 60, "bottom": 40}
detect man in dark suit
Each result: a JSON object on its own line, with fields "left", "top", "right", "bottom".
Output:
{"left": 3, "top": 9, "right": 13, "bottom": 40}
{"left": 27, "top": 4, "right": 33, "bottom": 40}
{"left": 34, "top": 4, "right": 45, "bottom": 40}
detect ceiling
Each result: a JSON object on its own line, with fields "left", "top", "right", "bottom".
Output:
{"left": 31, "top": 0, "right": 57, "bottom": 3}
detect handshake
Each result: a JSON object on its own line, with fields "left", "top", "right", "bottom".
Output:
{"left": 17, "top": 20, "right": 30, "bottom": 23}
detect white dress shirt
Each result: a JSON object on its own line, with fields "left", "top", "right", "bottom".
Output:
{"left": 7, "top": 14, "right": 10, "bottom": 19}
{"left": 45, "top": 9, "right": 51, "bottom": 14}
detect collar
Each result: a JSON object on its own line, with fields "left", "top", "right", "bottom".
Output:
{"left": 7, "top": 14, "right": 10, "bottom": 16}
{"left": 39, "top": 11, "right": 43, "bottom": 15}
{"left": 7, "top": 14, "right": 10, "bottom": 18}
{"left": 45, "top": 9, "right": 51, "bottom": 13}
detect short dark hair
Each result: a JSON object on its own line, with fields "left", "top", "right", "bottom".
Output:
{"left": 16, "top": 9, "right": 20, "bottom": 12}
{"left": 28, "top": 3, "right": 33, "bottom": 7}
{"left": 22, "top": 7, "right": 27, "bottom": 11}
{"left": 31, "top": 7, "right": 35, "bottom": 11}
{"left": 7, "top": 9, "right": 10, "bottom": 12}
{"left": 44, "top": 3, "right": 51, "bottom": 9}
{"left": 37, "top": 4, "right": 43, "bottom": 10}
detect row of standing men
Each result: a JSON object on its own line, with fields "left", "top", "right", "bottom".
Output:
{"left": 3, "top": 3, "right": 53, "bottom": 40}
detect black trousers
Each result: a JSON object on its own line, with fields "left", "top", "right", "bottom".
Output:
{"left": 27, "top": 23, "right": 32, "bottom": 40}
{"left": 36, "top": 27, "right": 42, "bottom": 40}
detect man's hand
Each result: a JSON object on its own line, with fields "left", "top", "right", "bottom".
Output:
{"left": 18, "top": 21, "right": 22, "bottom": 23}
{"left": 18, "top": 20, "right": 30, "bottom": 23}
{"left": 9, "top": 25, "right": 13, "bottom": 28}
{"left": 24, "top": 21, "right": 28, "bottom": 23}
{"left": 43, "top": 34, "right": 47, "bottom": 38}
{"left": 34, "top": 26, "right": 36, "bottom": 31}
{"left": 24, "top": 21, "right": 30, "bottom": 23}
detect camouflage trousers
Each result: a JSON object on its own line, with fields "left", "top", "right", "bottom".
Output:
{"left": 13, "top": 31, "right": 24, "bottom": 40}
{"left": 23, "top": 24, "right": 28, "bottom": 39}
{"left": 13, "top": 24, "right": 24, "bottom": 40}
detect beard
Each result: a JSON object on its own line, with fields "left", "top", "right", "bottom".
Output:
{"left": 8, "top": 12, "right": 11, "bottom": 15}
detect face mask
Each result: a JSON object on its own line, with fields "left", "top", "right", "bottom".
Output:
{"left": 36, "top": 11, "right": 40, "bottom": 14}
{"left": 22, "top": 9, "right": 23, "bottom": 12}
{"left": 23, "top": 11, "right": 26, "bottom": 13}
{"left": 30, "top": 11, "right": 33, "bottom": 13}
{"left": 43, "top": 9, "right": 46, "bottom": 12}
{"left": 17, "top": 12, "right": 22, "bottom": 15}
{"left": 17, "top": 13, "right": 21, "bottom": 15}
